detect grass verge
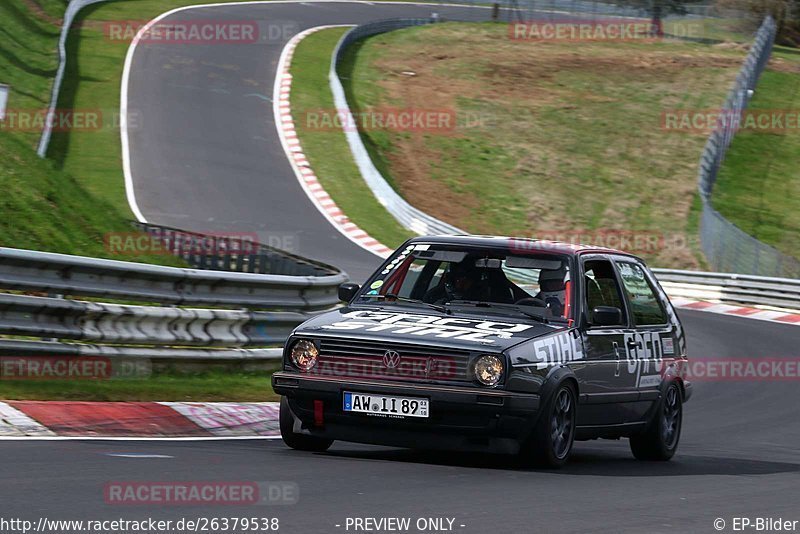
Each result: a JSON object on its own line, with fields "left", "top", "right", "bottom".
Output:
{"left": 48, "top": 0, "right": 276, "bottom": 218}
{"left": 290, "top": 28, "right": 414, "bottom": 249}
{"left": 712, "top": 46, "right": 800, "bottom": 260}
{"left": 0, "top": 369, "right": 277, "bottom": 401}
{"left": 328, "top": 22, "right": 748, "bottom": 269}
{"left": 0, "top": 0, "right": 178, "bottom": 262}
{"left": 0, "top": 132, "right": 178, "bottom": 259}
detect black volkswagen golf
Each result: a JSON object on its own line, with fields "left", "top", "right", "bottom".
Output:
{"left": 272, "top": 235, "right": 692, "bottom": 467}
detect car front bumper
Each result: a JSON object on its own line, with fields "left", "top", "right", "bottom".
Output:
{"left": 272, "top": 372, "right": 541, "bottom": 454}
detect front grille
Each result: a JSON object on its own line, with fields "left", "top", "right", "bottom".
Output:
{"left": 308, "top": 338, "right": 475, "bottom": 384}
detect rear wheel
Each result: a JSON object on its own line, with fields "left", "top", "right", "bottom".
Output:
{"left": 520, "top": 383, "right": 576, "bottom": 468}
{"left": 279, "top": 397, "right": 333, "bottom": 452}
{"left": 630, "top": 382, "right": 682, "bottom": 461}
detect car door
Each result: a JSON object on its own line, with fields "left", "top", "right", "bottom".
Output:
{"left": 575, "top": 255, "right": 637, "bottom": 427}
{"left": 614, "top": 258, "right": 675, "bottom": 422}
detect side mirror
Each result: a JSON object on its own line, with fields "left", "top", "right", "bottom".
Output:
{"left": 591, "top": 306, "right": 623, "bottom": 327}
{"left": 338, "top": 283, "right": 360, "bottom": 302}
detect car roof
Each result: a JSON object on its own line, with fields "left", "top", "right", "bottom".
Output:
{"left": 406, "top": 234, "right": 644, "bottom": 262}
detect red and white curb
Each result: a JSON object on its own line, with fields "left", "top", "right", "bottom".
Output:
{"left": 273, "top": 26, "right": 393, "bottom": 259}
{"left": 0, "top": 401, "right": 279, "bottom": 438}
{"left": 0, "top": 402, "right": 56, "bottom": 436}
{"left": 161, "top": 402, "right": 280, "bottom": 437}
{"left": 669, "top": 297, "right": 800, "bottom": 326}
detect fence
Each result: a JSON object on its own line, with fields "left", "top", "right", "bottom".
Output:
{"left": 132, "top": 222, "right": 331, "bottom": 276}
{"left": 432, "top": 0, "right": 759, "bottom": 41}
{"left": 694, "top": 16, "right": 800, "bottom": 278}
{"left": 329, "top": 14, "right": 733, "bottom": 238}
{"left": 332, "top": 15, "right": 797, "bottom": 278}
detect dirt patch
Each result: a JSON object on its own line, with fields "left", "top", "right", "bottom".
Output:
{"left": 354, "top": 24, "right": 746, "bottom": 267}
{"left": 767, "top": 56, "right": 800, "bottom": 74}
{"left": 384, "top": 138, "right": 482, "bottom": 229}
{"left": 19, "top": 0, "right": 62, "bottom": 26}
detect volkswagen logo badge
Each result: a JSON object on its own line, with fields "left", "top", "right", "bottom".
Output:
{"left": 382, "top": 350, "right": 401, "bottom": 369}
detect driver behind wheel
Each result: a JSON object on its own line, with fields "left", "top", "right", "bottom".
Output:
{"left": 535, "top": 267, "right": 568, "bottom": 316}
{"left": 423, "top": 259, "right": 480, "bottom": 304}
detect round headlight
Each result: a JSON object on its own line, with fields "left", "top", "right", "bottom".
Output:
{"left": 474, "top": 354, "right": 504, "bottom": 386}
{"left": 290, "top": 339, "right": 319, "bottom": 371}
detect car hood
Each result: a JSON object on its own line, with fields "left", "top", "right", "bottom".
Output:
{"left": 294, "top": 306, "right": 565, "bottom": 352}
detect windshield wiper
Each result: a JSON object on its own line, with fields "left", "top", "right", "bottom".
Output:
{"left": 359, "top": 293, "right": 449, "bottom": 314}
{"left": 447, "top": 300, "right": 551, "bottom": 324}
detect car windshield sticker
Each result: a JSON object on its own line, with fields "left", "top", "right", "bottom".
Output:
{"left": 380, "top": 246, "right": 415, "bottom": 276}
{"left": 369, "top": 280, "right": 384, "bottom": 290}
{"left": 321, "top": 310, "right": 536, "bottom": 342}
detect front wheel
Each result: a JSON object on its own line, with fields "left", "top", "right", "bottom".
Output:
{"left": 630, "top": 382, "right": 682, "bottom": 461}
{"left": 279, "top": 397, "right": 334, "bottom": 452}
{"left": 519, "top": 383, "right": 577, "bottom": 468}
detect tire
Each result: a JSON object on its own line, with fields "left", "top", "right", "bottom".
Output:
{"left": 519, "top": 382, "right": 577, "bottom": 468}
{"left": 279, "top": 397, "right": 334, "bottom": 452}
{"left": 630, "top": 382, "right": 682, "bottom": 461}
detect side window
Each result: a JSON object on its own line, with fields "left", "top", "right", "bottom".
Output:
{"left": 583, "top": 259, "right": 626, "bottom": 326}
{"left": 616, "top": 262, "right": 668, "bottom": 326}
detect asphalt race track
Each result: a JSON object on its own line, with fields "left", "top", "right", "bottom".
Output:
{"left": 3, "top": 3, "right": 798, "bottom": 533}
{"left": 2, "top": 311, "right": 799, "bottom": 533}
{"left": 125, "top": 2, "right": 499, "bottom": 280}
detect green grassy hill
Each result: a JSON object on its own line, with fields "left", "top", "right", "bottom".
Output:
{"left": 713, "top": 47, "right": 800, "bottom": 260}
{"left": 0, "top": 0, "right": 172, "bottom": 262}
{"left": 292, "top": 23, "right": 750, "bottom": 269}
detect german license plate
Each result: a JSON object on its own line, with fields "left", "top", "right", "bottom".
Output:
{"left": 343, "top": 392, "right": 429, "bottom": 418}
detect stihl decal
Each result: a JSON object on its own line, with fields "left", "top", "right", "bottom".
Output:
{"left": 526, "top": 330, "right": 585, "bottom": 369}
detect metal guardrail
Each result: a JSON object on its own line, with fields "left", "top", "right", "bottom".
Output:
{"left": 0, "top": 293, "right": 307, "bottom": 347}
{"left": 0, "top": 339, "right": 283, "bottom": 361}
{"left": 653, "top": 268, "right": 800, "bottom": 310}
{"left": 37, "top": 0, "right": 117, "bottom": 157}
{"left": 0, "top": 246, "right": 796, "bottom": 365}
{"left": 0, "top": 246, "right": 348, "bottom": 361}
{"left": 0, "top": 247, "right": 345, "bottom": 309}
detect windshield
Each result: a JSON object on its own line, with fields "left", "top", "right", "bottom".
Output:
{"left": 356, "top": 243, "right": 573, "bottom": 322}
